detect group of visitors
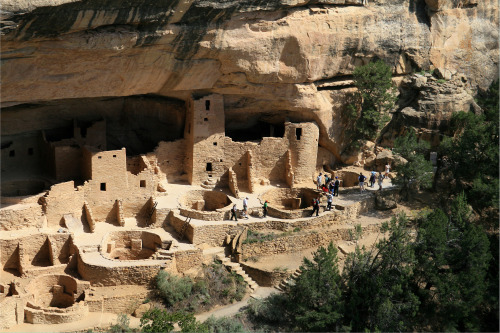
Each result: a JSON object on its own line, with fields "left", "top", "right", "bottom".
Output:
{"left": 358, "top": 164, "right": 390, "bottom": 193}
{"left": 230, "top": 164, "right": 391, "bottom": 221}
{"left": 230, "top": 197, "right": 269, "bottom": 221}
{"left": 230, "top": 196, "right": 250, "bottom": 221}
{"left": 312, "top": 172, "right": 341, "bottom": 217}
{"left": 317, "top": 173, "right": 341, "bottom": 197}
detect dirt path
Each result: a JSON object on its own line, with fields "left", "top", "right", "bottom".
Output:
{"left": 195, "top": 287, "right": 277, "bottom": 322}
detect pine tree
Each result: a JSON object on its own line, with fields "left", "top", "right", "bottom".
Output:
{"left": 287, "top": 242, "right": 344, "bottom": 332}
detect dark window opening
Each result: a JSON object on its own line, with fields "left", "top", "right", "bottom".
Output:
{"left": 28, "top": 148, "right": 34, "bottom": 155}
{"left": 226, "top": 122, "right": 285, "bottom": 142}
{"left": 45, "top": 126, "right": 73, "bottom": 142}
{"left": 220, "top": 159, "right": 223, "bottom": 162}
{"left": 213, "top": 142, "right": 217, "bottom": 146}
{"left": 205, "top": 100, "right": 210, "bottom": 111}
{"left": 9, "top": 150, "right": 15, "bottom": 157}
{"left": 98, "top": 156, "right": 102, "bottom": 159}
{"left": 113, "top": 155, "right": 116, "bottom": 158}
{"left": 204, "top": 118, "right": 208, "bottom": 122}
{"left": 100, "top": 183, "right": 106, "bottom": 191}
{"left": 140, "top": 180, "right": 146, "bottom": 188}
{"left": 296, "top": 128, "right": 302, "bottom": 140}
{"left": 206, "top": 163, "right": 213, "bottom": 172}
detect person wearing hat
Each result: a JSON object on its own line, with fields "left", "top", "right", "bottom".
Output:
{"left": 243, "top": 197, "right": 249, "bottom": 219}
{"left": 262, "top": 200, "right": 268, "bottom": 218}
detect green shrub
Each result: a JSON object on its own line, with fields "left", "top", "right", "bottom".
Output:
{"left": 156, "top": 271, "right": 193, "bottom": 306}
{"left": 141, "top": 309, "right": 206, "bottom": 333}
{"left": 154, "top": 260, "right": 248, "bottom": 313}
{"left": 243, "top": 230, "right": 277, "bottom": 244}
{"left": 203, "top": 316, "right": 247, "bottom": 333}
{"left": 109, "top": 314, "right": 134, "bottom": 333}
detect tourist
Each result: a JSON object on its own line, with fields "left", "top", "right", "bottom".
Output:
{"left": 362, "top": 0, "right": 368, "bottom": 6}
{"left": 378, "top": 172, "right": 384, "bottom": 191}
{"left": 324, "top": 174, "right": 330, "bottom": 185}
{"left": 385, "top": 163, "right": 391, "bottom": 179}
{"left": 326, "top": 193, "right": 333, "bottom": 211}
{"left": 317, "top": 173, "right": 323, "bottom": 190}
{"left": 328, "top": 180, "right": 334, "bottom": 193}
{"left": 243, "top": 197, "right": 249, "bottom": 219}
{"left": 262, "top": 200, "right": 268, "bottom": 218}
{"left": 369, "top": 171, "right": 376, "bottom": 187}
{"left": 230, "top": 204, "right": 238, "bottom": 221}
{"left": 358, "top": 173, "right": 366, "bottom": 193}
{"left": 334, "top": 176, "right": 340, "bottom": 197}
{"left": 311, "top": 197, "right": 320, "bottom": 217}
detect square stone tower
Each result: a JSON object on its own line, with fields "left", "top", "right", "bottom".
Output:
{"left": 185, "top": 94, "right": 225, "bottom": 185}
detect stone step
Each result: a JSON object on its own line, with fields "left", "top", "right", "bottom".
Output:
{"left": 216, "top": 254, "right": 259, "bottom": 291}
{"left": 155, "top": 255, "right": 173, "bottom": 260}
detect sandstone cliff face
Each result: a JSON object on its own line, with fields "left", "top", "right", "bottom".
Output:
{"left": 1, "top": 0, "right": 498, "bottom": 160}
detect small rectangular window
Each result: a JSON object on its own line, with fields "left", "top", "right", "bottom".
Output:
{"left": 205, "top": 100, "right": 210, "bottom": 111}
{"left": 296, "top": 128, "right": 302, "bottom": 140}
{"left": 204, "top": 118, "right": 208, "bottom": 122}
{"left": 206, "top": 163, "right": 212, "bottom": 172}
{"left": 140, "top": 180, "right": 146, "bottom": 188}
{"left": 100, "top": 183, "right": 106, "bottom": 191}
{"left": 98, "top": 156, "right": 102, "bottom": 159}
{"left": 213, "top": 142, "right": 217, "bottom": 146}
{"left": 9, "top": 150, "right": 15, "bottom": 157}
{"left": 113, "top": 155, "right": 116, "bottom": 158}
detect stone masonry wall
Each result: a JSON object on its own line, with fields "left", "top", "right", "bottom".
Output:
{"left": 240, "top": 223, "right": 381, "bottom": 260}
{"left": 0, "top": 202, "right": 45, "bottom": 231}
{"left": 240, "top": 263, "right": 288, "bottom": 287}
{"left": 43, "top": 181, "right": 84, "bottom": 228}
{"left": 175, "top": 249, "right": 203, "bottom": 273}
{"left": 0, "top": 296, "right": 25, "bottom": 329}
{"left": 189, "top": 94, "right": 225, "bottom": 185}
{"left": 77, "top": 254, "right": 162, "bottom": 286}
{"left": 286, "top": 122, "right": 320, "bottom": 184}
{"left": 153, "top": 139, "right": 187, "bottom": 183}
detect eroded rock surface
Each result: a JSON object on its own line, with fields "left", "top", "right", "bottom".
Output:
{"left": 1, "top": 0, "right": 498, "bottom": 157}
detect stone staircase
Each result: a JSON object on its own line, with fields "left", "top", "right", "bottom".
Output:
{"left": 153, "top": 249, "right": 174, "bottom": 260}
{"left": 216, "top": 254, "right": 259, "bottom": 292}
{"left": 275, "top": 267, "right": 302, "bottom": 292}
{"left": 201, "top": 177, "right": 217, "bottom": 189}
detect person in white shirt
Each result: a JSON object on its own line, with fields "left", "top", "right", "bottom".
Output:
{"left": 243, "top": 197, "right": 249, "bottom": 219}
{"left": 326, "top": 193, "right": 333, "bottom": 211}
{"left": 317, "top": 173, "right": 323, "bottom": 190}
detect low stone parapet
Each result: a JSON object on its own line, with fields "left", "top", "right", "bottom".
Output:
{"left": 239, "top": 263, "right": 288, "bottom": 287}
{"left": 25, "top": 301, "right": 88, "bottom": 324}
